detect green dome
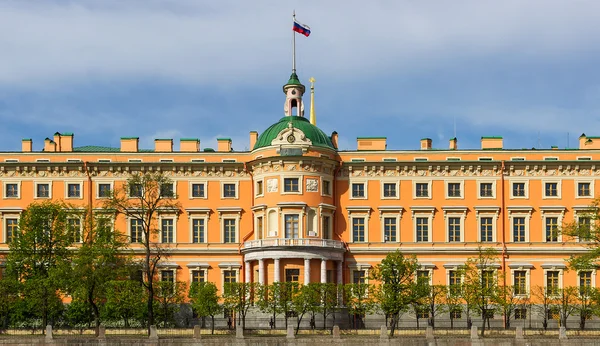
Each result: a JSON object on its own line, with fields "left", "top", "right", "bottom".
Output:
{"left": 253, "top": 116, "right": 335, "bottom": 150}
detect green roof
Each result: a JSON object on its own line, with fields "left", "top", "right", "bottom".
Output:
{"left": 73, "top": 146, "right": 120, "bottom": 152}
{"left": 357, "top": 137, "right": 386, "bottom": 140}
{"left": 481, "top": 136, "right": 503, "bottom": 139}
{"left": 180, "top": 138, "right": 199, "bottom": 141}
{"left": 253, "top": 116, "right": 334, "bottom": 150}
{"left": 285, "top": 72, "right": 302, "bottom": 86}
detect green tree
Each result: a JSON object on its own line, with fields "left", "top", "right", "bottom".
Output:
{"left": 443, "top": 285, "right": 463, "bottom": 329}
{"left": 318, "top": 283, "right": 339, "bottom": 330}
{"left": 104, "top": 280, "right": 146, "bottom": 327}
{"left": 5, "top": 201, "right": 74, "bottom": 329}
{"left": 461, "top": 248, "right": 499, "bottom": 337}
{"left": 70, "top": 214, "right": 130, "bottom": 334}
{"left": 370, "top": 250, "right": 422, "bottom": 337}
{"left": 532, "top": 285, "right": 554, "bottom": 330}
{"left": 343, "top": 283, "right": 376, "bottom": 329}
{"left": 103, "top": 172, "right": 181, "bottom": 332}
{"left": 155, "top": 280, "right": 187, "bottom": 327}
{"left": 257, "top": 283, "right": 285, "bottom": 329}
{"left": 223, "top": 282, "right": 254, "bottom": 330}
{"left": 553, "top": 286, "right": 579, "bottom": 329}
{"left": 292, "top": 283, "right": 321, "bottom": 335}
{"left": 279, "top": 282, "right": 299, "bottom": 328}
{"left": 423, "top": 284, "right": 447, "bottom": 329}
{"left": 576, "top": 286, "right": 598, "bottom": 330}
{"left": 189, "top": 282, "right": 221, "bottom": 334}
{"left": 493, "top": 284, "right": 521, "bottom": 329}
{"left": 0, "top": 278, "right": 18, "bottom": 329}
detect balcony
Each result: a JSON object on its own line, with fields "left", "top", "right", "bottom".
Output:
{"left": 243, "top": 238, "right": 344, "bottom": 250}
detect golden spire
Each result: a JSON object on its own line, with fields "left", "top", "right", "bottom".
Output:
{"left": 309, "top": 77, "right": 316, "bottom": 125}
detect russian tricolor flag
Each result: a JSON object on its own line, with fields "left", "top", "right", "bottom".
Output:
{"left": 293, "top": 20, "right": 311, "bottom": 37}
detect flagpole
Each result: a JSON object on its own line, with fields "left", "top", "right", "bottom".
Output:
{"left": 292, "top": 10, "right": 296, "bottom": 73}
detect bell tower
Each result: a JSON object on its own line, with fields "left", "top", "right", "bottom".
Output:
{"left": 283, "top": 72, "right": 305, "bottom": 117}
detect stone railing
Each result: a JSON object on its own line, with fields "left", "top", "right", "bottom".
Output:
{"left": 243, "top": 238, "right": 344, "bottom": 250}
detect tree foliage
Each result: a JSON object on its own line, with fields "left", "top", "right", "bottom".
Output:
{"left": 189, "top": 282, "right": 221, "bottom": 334}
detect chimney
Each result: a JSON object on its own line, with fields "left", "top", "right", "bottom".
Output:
{"left": 449, "top": 137, "right": 457, "bottom": 150}
{"left": 331, "top": 131, "right": 338, "bottom": 149}
{"left": 53, "top": 132, "right": 62, "bottom": 152}
{"left": 481, "top": 136, "right": 503, "bottom": 150}
{"left": 22, "top": 139, "right": 32, "bottom": 152}
{"left": 44, "top": 138, "right": 56, "bottom": 152}
{"left": 357, "top": 137, "right": 386, "bottom": 151}
{"left": 579, "top": 133, "right": 587, "bottom": 149}
{"left": 60, "top": 132, "right": 73, "bottom": 152}
{"left": 154, "top": 139, "right": 173, "bottom": 152}
{"left": 249, "top": 131, "right": 258, "bottom": 150}
{"left": 217, "top": 138, "right": 232, "bottom": 152}
{"left": 120, "top": 137, "right": 139, "bottom": 152}
{"left": 420, "top": 138, "right": 432, "bottom": 150}
{"left": 180, "top": 138, "right": 200, "bottom": 152}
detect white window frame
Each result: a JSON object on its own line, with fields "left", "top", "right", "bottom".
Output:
{"left": 477, "top": 179, "right": 496, "bottom": 199}
{"left": 445, "top": 180, "right": 464, "bottom": 200}
{"left": 281, "top": 175, "right": 303, "bottom": 195}
{"left": 575, "top": 179, "right": 594, "bottom": 199}
{"left": 65, "top": 181, "right": 83, "bottom": 199}
{"left": 541, "top": 264, "right": 566, "bottom": 297}
{"left": 219, "top": 263, "right": 241, "bottom": 291}
{"left": 509, "top": 179, "right": 529, "bottom": 199}
{"left": 96, "top": 181, "right": 114, "bottom": 199}
{"left": 98, "top": 159, "right": 111, "bottom": 163}
{"left": 186, "top": 208, "right": 210, "bottom": 243}
{"left": 128, "top": 158, "right": 142, "bottom": 163}
{"left": 475, "top": 206, "right": 500, "bottom": 243}
{"left": 378, "top": 206, "right": 402, "bottom": 243}
{"left": 542, "top": 179, "right": 561, "bottom": 199}
{"left": 540, "top": 207, "right": 565, "bottom": 243}
{"left": 217, "top": 208, "right": 242, "bottom": 243}
{"left": 34, "top": 181, "right": 53, "bottom": 199}
{"left": 281, "top": 212, "right": 303, "bottom": 239}
{"left": 158, "top": 215, "right": 178, "bottom": 243}
{"left": 3, "top": 181, "right": 21, "bottom": 199}
{"left": 188, "top": 265, "right": 209, "bottom": 284}
{"left": 347, "top": 206, "right": 371, "bottom": 243}
{"left": 160, "top": 181, "right": 177, "bottom": 198}
{"left": 220, "top": 181, "right": 239, "bottom": 199}
{"left": 508, "top": 207, "right": 533, "bottom": 243}
{"left": 321, "top": 178, "right": 332, "bottom": 197}
{"left": 577, "top": 270, "right": 596, "bottom": 295}
{"left": 350, "top": 180, "right": 368, "bottom": 200}
{"left": 417, "top": 264, "right": 435, "bottom": 285}
{"left": 508, "top": 263, "right": 533, "bottom": 298}
{"left": 411, "top": 206, "right": 435, "bottom": 243}
{"left": 158, "top": 267, "right": 177, "bottom": 282}
{"left": 573, "top": 206, "right": 595, "bottom": 242}
{"left": 255, "top": 179, "right": 264, "bottom": 197}
{"left": 444, "top": 264, "right": 464, "bottom": 287}
{"left": 128, "top": 217, "right": 145, "bottom": 243}
{"left": 443, "top": 207, "right": 467, "bottom": 243}
{"left": 381, "top": 180, "right": 400, "bottom": 200}
{"left": 320, "top": 211, "right": 334, "bottom": 239}
{"left": 128, "top": 182, "right": 143, "bottom": 198}
{"left": 189, "top": 181, "right": 208, "bottom": 199}
{"left": 413, "top": 180, "right": 432, "bottom": 199}
{"left": 67, "top": 215, "right": 84, "bottom": 244}
{"left": 3, "top": 213, "right": 21, "bottom": 243}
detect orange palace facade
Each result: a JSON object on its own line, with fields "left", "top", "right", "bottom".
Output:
{"left": 0, "top": 72, "right": 599, "bottom": 311}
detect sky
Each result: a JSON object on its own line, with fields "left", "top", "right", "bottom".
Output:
{"left": 1, "top": 0, "right": 600, "bottom": 152}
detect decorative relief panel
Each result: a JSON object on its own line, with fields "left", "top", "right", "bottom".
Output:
{"left": 267, "top": 179, "right": 278, "bottom": 193}
{"left": 306, "top": 179, "right": 318, "bottom": 192}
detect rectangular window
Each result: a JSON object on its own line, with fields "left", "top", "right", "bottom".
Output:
{"left": 192, "top": 219, "right": 205, "bottom": 243}
{"left": 130, "top": 219, "right": 143, "bottom": 243}
{"left": 223, "top": 219, "right": 236, "bottom": 243}
{"left": 98, "top": 183, "right": 112, "bottom": 198}
{"left": 514, "top": 270, "right": 527, "bottom": 295}
{"left": 5, "top": 218, "right": 18, "bottom": 243}
{"left": 579, "top": 271, "right": 592, "bottom": 295}
{"left": 284, "top": 178, "right": 299, "bottom": 193}
{"left": 353, "top": 270, "right": 366, "bottom": 284}
{"left": 284, "top": 214, "right": 299, "bottom": 239}
{"left": 579, "top": 216, "right": 592, "bottom": 242}
{"left": 68, "top": 218, "right": 82, "bottom": 243}
{"left": 546, "top": 271, "right": 560, "bottom": 295}
{"left": 323, "top": 180, "right": 331, "bottom": 196}
{"left": 450, "top": 309, "right": 462, "bottom": 319}
{"left": 384, "top": 217, "right": 397, "bottom": 242}
{"left": 578, "top": 182, "right": 591, "bottom": 197}
{"left": 545, "top": 182, "right": 558, "bottom": 197}
{"left": 322, "top": 216, "right": 331, "bottom": 239}
{"left": 161, "top": 270, "right": 174, "bottom": 283}
{"left": 383, "top": 183, "right": 397, "bottom": 198}
{"left": 161, "top": 219, "right": 174, "bottom": 243}
{"left": 482, "top": 270, "right": 494, "bottom": 289}
{"left": 447, "top": 183, "right": 461, "bottom": 197}
{"left": 448, "top": 217, "right": 461, "bottom": 242}
{"left": 352, "top": 217, "right": 365, "bottom": 242}
{"left": 5, "top": 183, "right": 18, "bottom": 198}
{"left": 417, "top": 270, "right": 430, "bottom": 286}
{"left": 160, "top": 184, "right": 175, "bottom": 198}
{"left": 515, "top": 308, "right": 527, "bottom": 320}
{"left": 546, "top": 217, "right": 559, "bottom": 242}
{"left": 449, "top": 270, "right": 461, "bottom": 295}
{"left": 285, "top": 269, "right": 300, "bottom": 282}
{"left": 256, "top": 181, "right": 263, "bottom": 196}
{"left": 415, "top": 183, "right": 429, "bottom": 198}
{"left": 36, "top": 183, "right": 50, "bottom": 198}
{"left": 479, "top": 183, "right": 493, "bottom": 197}
{"left": 416, "top": 217, "right": 429, "bottom": 242}
{"left": 480, "top": 217, "right": 493, "bottom": 242}
{"left": 512, "top": 183, "right": 526, "bottom": 197}
{"left": 67, "top": 183, "right": 81, "bottom": 198}
{"left": 352, "top": 183, "right": 365, "bottom": 198}
{"left": 223, "top": 183, "right": 236, "bottom": 198}
{"left": 191, "top": 183, "right": 205, "bottom": 198}
{"left": 129, "top": 184, "right": 143, "bottom": 198}
{"left": 191, "top": 270, "right": 205, "bottom": 283}
{"left": 513, "top": 217, "right": 526, "bottom": 242}
{"left": 223, "top": 270, "right": 236, "bottom": 283}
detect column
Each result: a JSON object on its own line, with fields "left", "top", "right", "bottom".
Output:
{"left": 244, "top": 260, "right": 251, "bottom": 284}
{"left": 258, "top": 259, "right": 265, "bottom": 285}
{"left": 337, "top": 261, "right": 343, "bottom": 284}
{"left": 304, "top": 258, "right": 311, "bottom": 285}
{"left": 320, "top": 259, "right": 327, "bottom": 284}
{"left": 274, "top": 258, "right": 281, "bottom": 283}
